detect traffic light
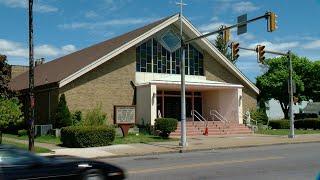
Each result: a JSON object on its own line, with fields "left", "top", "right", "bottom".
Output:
{"left": 267, "top": 12, "right": 277, "bottom": 32}
{"left": 222, "top": 26, "right": 230, "bottom": 44}
{"left": 230, "top": 42, "right": 240, "bottom": 61}
{"left": 256, "top": 45, "right": 266, "bottom": 64}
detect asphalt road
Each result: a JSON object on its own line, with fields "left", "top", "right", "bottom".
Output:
{"left": 101, "top": 142, "right": 320, "bottom": 180}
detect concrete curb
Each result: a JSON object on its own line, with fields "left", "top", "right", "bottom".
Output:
{"left": 91, "top": 140, "right": 320, "bottom": 159}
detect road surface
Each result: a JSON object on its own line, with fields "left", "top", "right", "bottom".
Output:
{"left": 102, "top": 142, "right": 320, "bottom": 180}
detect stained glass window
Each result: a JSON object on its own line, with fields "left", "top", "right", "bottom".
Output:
{"left": 136, "top": 38, "right": 204, "bottom": 76}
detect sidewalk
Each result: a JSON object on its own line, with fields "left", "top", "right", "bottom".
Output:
{"left": 41, "top": 134, "right": 320, "bottom": 158}
{"left": 3, "top": 137, "right": 62, "bottom": 150}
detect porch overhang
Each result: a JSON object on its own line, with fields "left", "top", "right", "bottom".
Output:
{"left": 137, "top": 79, "right": 243, "bottom": 91}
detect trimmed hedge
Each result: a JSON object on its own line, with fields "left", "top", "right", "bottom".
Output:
{"left": 269, "top": 120, "right": 290, "bottom": 129}
{"left": 294, "top": 113, "right": 318, "bottom": 120}
{"left": 61, "top": 126, "right": 115, "bottom": 148}
{"left": 18, "top": 129, "right": 28, "bottom": 137}
{"left": 154, "top": 118, "right": 178, "bottom": 138}
{"left": 295, "top": 119, "right": 320, "bottom": 130}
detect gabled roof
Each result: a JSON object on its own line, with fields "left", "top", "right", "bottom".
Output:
{"left": 9, "top": 15, "right": 175, "bottom": 91}
{"left": 9, "top": 13, "right": 259, "bottom": 94}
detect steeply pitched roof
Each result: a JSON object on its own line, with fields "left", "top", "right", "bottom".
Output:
{"left": 9, "top": 15, "right": 174, "bottom": 91}
{"left": 9, "top": 13, "right": 259, "bottom": 94}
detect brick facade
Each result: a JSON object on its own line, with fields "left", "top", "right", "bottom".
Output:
{"left": 59, "top": 47, "right": 136, "bottom": 124}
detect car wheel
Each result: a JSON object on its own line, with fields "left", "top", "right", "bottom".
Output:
{"left": 82, "top": 169, "right": 105, "bottom": 180}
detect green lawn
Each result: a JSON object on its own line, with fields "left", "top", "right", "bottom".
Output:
{"left": 3, "top": 134, "right": 61, "bottom": 145}
{"left": 2, "top": 139, "right": 52, "bottom": 153}
{"left": 113, "top": 133, "right": 178, "bottom": 144}
{"left": 257, "top": 129, "right": 320, "bottom": 135}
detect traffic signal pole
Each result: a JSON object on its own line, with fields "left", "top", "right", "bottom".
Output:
{"left": 238, "top": 46, "right": 295, "bottom": 138}
{"left": 185, "top": 13, "right": 270, "bottom": 44}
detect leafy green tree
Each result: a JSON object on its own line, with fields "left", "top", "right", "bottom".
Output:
{"left": 309, "top": 61, "right": 320, "bottom": 101}
{"left": 81, "top": 104, "right": 107, "bottom": 126}
{"left": 256, "top": 55, "right": 305, "bottom": 119}
{"left": 0, "top": 55, "right": 12, "bottom": 98}
{"left": 0, "top": 97, "right": 24, "bottom": 143}
{"left": 214, "top": 26, "right": 233, "bottom": 63}
{"left": 54, "top": 94, "right": 72, "bottom": 128}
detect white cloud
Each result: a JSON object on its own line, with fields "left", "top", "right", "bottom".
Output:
{"left": 199, "top": 22, "right": 232, "bottom": 32}
{"left": 232, "top": 1, "right": 259, "bottom": 13}
{"left": 58, "top": 17, "right": 159, "bottom": 30}
{"left": 85, "top": 11, "right": 99, "bottom": 19}
{"left": 0, "top": 39, "right": 76, "bottom": 60}
{"left": 303, "top": 40, "right": 320, "bottom": 49}
{"left": 0, "top": 0, "right": 58, "bottom": 13}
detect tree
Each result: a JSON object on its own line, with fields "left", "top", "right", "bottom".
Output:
{"left": 214, "top": 26, "right": 233, "bottom": 63}
{"left": 0, "top": 97, "right": 24, "bottom": 144}
{"left": 308, "top": 61, "right": 320, "bottom": 101}
{"left": 0, "top": 55, "right": 12, "bottom": 98}
{"left": 54, "top": 94, "right": 72, "bottom": 128}
{"left": 256, "top": 55, "right": 305, "bottom": 119}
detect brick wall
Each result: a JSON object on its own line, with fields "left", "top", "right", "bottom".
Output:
{"left": 60, "top": 47, "right": 136, "bottom": 124}
{"left": 203, "top": 51, "right": 257, "bottom": 112}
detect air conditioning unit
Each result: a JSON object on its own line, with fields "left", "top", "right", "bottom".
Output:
{"left": 35, "top": 124, "right": 53, "bottom": 136}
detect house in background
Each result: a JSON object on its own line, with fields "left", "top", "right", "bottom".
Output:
{"left": 303, "top": 102, "right": 320, "bottom": 115}
{"left": 9, "top": 14, "right": 258, "bottom": 134}
{"left": 266, "top": 98, "right": 309, "bottom": 120}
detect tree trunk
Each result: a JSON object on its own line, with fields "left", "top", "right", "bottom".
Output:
{"left": 0, "top": 131, "right": 2, "bottom": 144}
{"left": 280, "top": 101, "right": 289, "bottom": 120}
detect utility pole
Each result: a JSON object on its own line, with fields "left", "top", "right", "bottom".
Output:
{"left": 288, "top": 51, "right": 295, "bottom": 138}
{"left": 28, "top": 0, "right": 35, "bottom": 152}
{"left": 176, "top": 0, "right": 187, "bottom": 148}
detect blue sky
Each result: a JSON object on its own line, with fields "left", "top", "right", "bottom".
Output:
{"left": 1, "top": 0, "right": 320, "bottom": 82}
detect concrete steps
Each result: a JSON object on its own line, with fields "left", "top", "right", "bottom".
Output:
{"left": 171, "top": 121, "right": 252, "bottom": 137}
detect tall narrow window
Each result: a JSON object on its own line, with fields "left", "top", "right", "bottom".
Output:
{"left": 135, "top": 37, "right": 204, "bottom": 76}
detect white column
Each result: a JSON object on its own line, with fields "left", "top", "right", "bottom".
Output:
{"left": 238, "top": 88, "right": 243, "bottom": 124}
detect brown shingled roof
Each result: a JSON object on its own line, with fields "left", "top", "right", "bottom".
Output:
{"left": 9, "top": 15, "right": 175, "bottom": 91}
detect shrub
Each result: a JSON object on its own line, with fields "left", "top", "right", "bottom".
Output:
{"left": 295, "top": 119, "right": 320, "bottom": 129}
{"left": 154, "top": 118, "right": 178, "bottom": 138}
{"left": 250, "top": 109, "right": 268, "bottom": 125}
{"left": 294, "top": 113, "right": 318, "bottom": 120}
{"left": 0, "top": 97, "right": 24, "bottom": 143}
{"left": 17, "top": 129, "right": 28, "bottom": 137}
{"left": 54, "top": 94, "right": 72, "bottom": 128}
{"left": 269, "top": 120, "right": 290, "bottom": 129}
{"left": 81, "top": 104, "right": 107, "bottom": 126}
{"left": 61, "top": 125, "right": 115, "bottom": 148}
{"left": 72, "top": 111, "right": 82, "bottom": 126}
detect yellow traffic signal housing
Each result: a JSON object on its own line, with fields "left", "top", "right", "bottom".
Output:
{"left": 231, "top": 42, "right": 240, "bottom": 60}
{"left": 256, "top": 45, "right": 266, "bottom": 64}
{"left": 268, "top": 12, "right": 277, "bottom": 32}
{"left": 223, "top": 28, "right": 230, "bottom": 44}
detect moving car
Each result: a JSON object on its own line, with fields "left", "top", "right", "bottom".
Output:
{"left": 0, "top": 145, "right": 125, "bottom": 180}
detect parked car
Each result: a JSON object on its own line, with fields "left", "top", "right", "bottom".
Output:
{"left": 0, "top": 145, "right": 125, "bottom": 180}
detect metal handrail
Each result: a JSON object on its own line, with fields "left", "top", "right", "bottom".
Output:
{"left": 191, "top": 110, "right": 207, "bottom": 127}
{"left": 210, "top": 110, "right": 229, "bottom": 123}
{"left": 210, "top": 110, "right": 230, "bottom": 134}
{"left": 240, "top": 111, "right": 258, "bottom": 127}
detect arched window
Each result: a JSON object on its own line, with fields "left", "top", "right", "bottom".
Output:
{"left": 136, "top": 38, "right": 204, "bottom": 75}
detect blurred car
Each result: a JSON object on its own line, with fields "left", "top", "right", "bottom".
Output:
{"left": 0, "top": 145, "right": 125, "bottom": 180}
